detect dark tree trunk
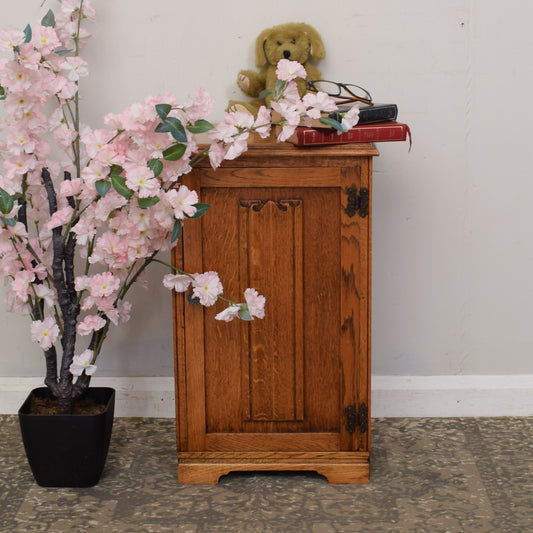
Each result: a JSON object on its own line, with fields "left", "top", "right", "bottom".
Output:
{"left": 41, "top": 168, "right": 83, "bottom": 414}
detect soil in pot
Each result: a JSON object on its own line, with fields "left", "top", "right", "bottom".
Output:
{"left": 27, "top": 394, "right": 107, "bottom": 415}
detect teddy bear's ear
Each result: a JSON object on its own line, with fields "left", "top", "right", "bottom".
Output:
{"left": 299, "top": 23, "right": 326, "bottom": 60}
{"left": 254, "top": 26, "right": 273, "bottom": 67}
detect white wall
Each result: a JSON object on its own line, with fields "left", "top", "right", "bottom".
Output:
{"left": 1, "top": 0, "right": 533, "bottom": 383}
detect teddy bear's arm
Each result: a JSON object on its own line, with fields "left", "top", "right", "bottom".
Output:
{"left": 237, "top": 69, "right": 267, "bottom": 98}
{"left": 305, "top": 64, "right": 323, "bottom": 83}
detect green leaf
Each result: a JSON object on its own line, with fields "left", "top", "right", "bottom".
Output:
{"left": 109, "top": 164, "right": 124, "bottom": 176}
{"left": 0, "top": 188, "right": 14, "bottom": 215}
{"left": 171, "top": 219, "right": 182, "bottom": 243}
{"left": 55, "top": 49, "right": 73, "bottom": 56}
{"left": 258, "top": 89, "right": 274, "bottom": 99}
{"left": 148, "top": 158, "right": 163, "bottom": 178}
{"left": 111, "top": 174, "right": 134, "bottom": 200}
{"left": 95, "top": 180, "right": 111, "bottom": 197}
{"left": 154, "top": 122, "right": 170, "bottom": 134}
{"left": 155, "top": 117, "right": 187, "bottom": 143}
{"left": 23, "top": 24, "right": 32, "bottom": 43}
{"left": 0, "top": 85, "right": 5, "bottom": 101}
{"left": 166, "top": 117, "right": 187, "bottom": 143}
{"left": 238, "top": 306, "right": 253, "bottom": 321}
{"left": 163, "top": 143, "right": 186, "bottom": 161}
{"left": 187, "top": 203, "right": 211, "bottom": 219}
{"left": 187, "top": 119, "right": 214, "bottom": 134}
{"left": 1, "top": 216, "right": 16, "bottom": 227}
{"left": 319, "top": 116, "right": 344, "bottom": 132}
{"left": 155, "top": 103, "right": 172, "bottom": 120}
{"left": 137, "top": 196, "right": 160, "bottom": 209}
{"left": 41, "top": 9, "right": 56, "bottom": 28}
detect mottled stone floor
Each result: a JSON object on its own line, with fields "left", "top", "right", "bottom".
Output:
{"left": 1, "top": 416, "right": 532, "bottom": 532}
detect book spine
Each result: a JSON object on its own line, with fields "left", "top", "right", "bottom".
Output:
{"left": 292, "top": 122, "right": 410, "bottom": 146}
{"left": 330, "top": 104, "right": 398, "bottom": 125}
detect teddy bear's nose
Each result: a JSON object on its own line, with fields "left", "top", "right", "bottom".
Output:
{"left": 283, "top": 50, "right": 291, "bottom": 59}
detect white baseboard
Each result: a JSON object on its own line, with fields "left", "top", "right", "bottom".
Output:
{"left": 0, "top": 377, "right": 175, "bottom": 418}
{"left": 1, "top": 375, "right": 532, "bottom": 418}
{"left": 371, "top": 375, "right": 533, "bottom": 417}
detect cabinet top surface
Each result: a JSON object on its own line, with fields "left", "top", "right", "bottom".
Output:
{"left": 196, "top": 133, "right": 379, "bottom": 167}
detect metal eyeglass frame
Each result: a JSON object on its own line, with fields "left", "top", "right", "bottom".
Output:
{"left": 307, "top": 80, "right": 373, "bottom": 106}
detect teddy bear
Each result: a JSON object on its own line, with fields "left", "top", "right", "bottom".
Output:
{"left": 227, "top": 22, "right": 326, "bottom": 116}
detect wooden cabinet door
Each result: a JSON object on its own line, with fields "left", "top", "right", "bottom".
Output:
{"left": 173, "top": 146, "right": 372, "bottom": 462}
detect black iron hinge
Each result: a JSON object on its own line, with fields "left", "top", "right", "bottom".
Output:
{"left": 344, "top": 403, "right": 368, "bottom": 434}
{"left": 345, "top": 186, "right": 369, "bottom": 218}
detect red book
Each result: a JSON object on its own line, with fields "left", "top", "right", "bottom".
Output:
{"left": 286, "top": 121, "right": 411, "bottom": 147}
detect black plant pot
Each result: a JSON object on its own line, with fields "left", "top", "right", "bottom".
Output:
{"left": 18, "top": 387, "right": 115, "bottom": 488}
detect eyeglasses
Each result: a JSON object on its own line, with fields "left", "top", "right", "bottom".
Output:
{"left": 307, "top": 80, "right": 373, "bottom": 106}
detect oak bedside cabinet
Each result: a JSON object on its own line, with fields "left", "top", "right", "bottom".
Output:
{"left": 172, "top": 141, "right": 378, "bottom": 484}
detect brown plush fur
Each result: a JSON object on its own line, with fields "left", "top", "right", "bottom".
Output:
{"left": 228, "top": 22, "right": 325, "bottom": 115}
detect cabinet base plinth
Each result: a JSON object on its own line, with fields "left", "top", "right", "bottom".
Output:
{"left": 177, "top": 452, "right": 370, "bottom": 484}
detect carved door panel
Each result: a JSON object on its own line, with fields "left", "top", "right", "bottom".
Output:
{"left": 202, "top": 187, "right": 342, "bottom": 451}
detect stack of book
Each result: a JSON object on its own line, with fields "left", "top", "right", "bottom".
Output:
{"left": 284, "top": 102, "right": 411, "bottom": 147}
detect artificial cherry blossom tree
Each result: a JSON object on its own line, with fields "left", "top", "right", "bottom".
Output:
{"left": 0, "top": 0, "right": 357, "bottom": 414}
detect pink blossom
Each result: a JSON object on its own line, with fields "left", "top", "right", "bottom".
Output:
{"left": 46, "top": 206, "right": 74, "bottom": 230}
{"left": 91, "top": 143, "right": 125, "bottom": 167}
{"left": 2, "top": 155, "right": 36, "bottom": 180}
{"left": 16, "top": 44, "right": 42, "bottom": 69}
{"left": 125, "top": 164, "right": 160, "bottom": 197}
{"left": 80, "top": 161, "right": 107, "bottom": 191}
{"left": 302, "top": 91, "right": 338, "bottom": 119}
{"left": 31, "top": 25, "right": 61, "bottom": 56}
{"left": 6, "top": 130, "right": 36, "bottom": 155}
{"left": 69, "top": 349, "right": 97, "bottom": 377}
{"left": 54, "top": 76, "right": 78, "bottom": 99}
{"left": 60, "top": 56, "right": 88, "bottom": 82}
{"left": 59, "top": 0, "right": 97, "bottom": 22}
{"left": 227, "top": 111, "right": 255, "bottom": 130}
{"left": 209, "top": 120, "right": 238, "bottom": 144}
{"left": 93, "top": 190, "right": 127, "bottom": 221}
{"left": 281, "top": 80, "right": 304, "bottom": 104}
{"left": 117, "top": 300, "right": 132, "bottom": 323}
{"left": 87, "top": 271, "right": 121, "bottom": 298}
{"left": 7, "top": 221, "right": 28, "bottom": 238}
{"left": 22, "top": 107, "right": 50, "bottom": 135}
{"left": 270, "top": 101, "right": 301, "bottom": 142}
{"left": 253, "top": 106, "right": 272, "bottom": 139}
{"left": 11, "top": 270, "right": 35, "bottom": 302}
{"left": 167, "top": 185, "right": 198, "bottom": 219}
{"left": 1, "top": 63, "right": 35, "bottom": 93}
{"left": 77, "top": 314, "right": 106, "bottom": 335}
{"left": 275, "top": 59, "right": 307, "bottom": 81}
{"left": 53, "top": 123, "right": 77, "bottom": 149}
{"left": 81, "top": 129, "right": 115, "bottom": 159}
{"left": 34, "top": 285, "right": 56, "bottom": 307}
{"left": 71, "top": 213, "right": 98, "bottom": 246}
{"left": 192, "top": 271, "right": 223, "bottom": 307}
{"left": 208, "top": 141, "right": 227, "bottom": 170}
{"left": 30, "top": 317, "right": 60, "bottom": 350}
{"left": 110, "top": 101, "right": 155, "bottom": 131}
{"left": 185, "top": 87, "right": 215, "bottom": 122}
{"left": 59, "top": 178, "right": 83, "bottom": 197}
{"left": 215, "top": 305, "right": 240, "bottom": 322}
{"left": 244, "top": 288, "right": 266, "bottom": 319}
{"left": 163, "top": 273, "right": 192, "bottom": 292}
{"left": 225, "top": 137, "right": 248, "bottom": 160}
{"left": 89, "top": 231, "right": 129, "bottom": 266}
{"left": 341, "top": 105, "right": 360, "bottom": 131}
{"left": 0, "top": 27, "right": 25, "bottom": 51}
